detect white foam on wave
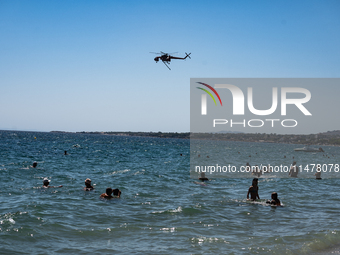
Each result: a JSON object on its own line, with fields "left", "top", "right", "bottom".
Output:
{"left": 108, "top": 169, "right": 130, "bottom": 175}
{"left": 0, "top": 218, "right": 15, "bottom": 224}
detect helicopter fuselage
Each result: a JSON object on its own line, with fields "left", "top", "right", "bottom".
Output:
{"left": 154, "top": 54, "right": 171, "bottom": 63}
{"left": 152, "top": 52, "right": 191, "bottom": 70}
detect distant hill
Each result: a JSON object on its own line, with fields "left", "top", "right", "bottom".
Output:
{"left": 217, "top": 131, "right": 244, "bottom": 134}
{"left": 319, "top": 130, "right": 340, "bottom": 136}
{"left": 46, "top": 130, "right": 340, "bottom": 146}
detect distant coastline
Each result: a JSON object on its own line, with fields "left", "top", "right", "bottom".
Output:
{"left": 49, "top": 130, "right": 340, "bottom": 146}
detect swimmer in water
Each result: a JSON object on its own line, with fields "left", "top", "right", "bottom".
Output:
{"left": 266, "top": 192, "right": 281, "bottom": 206}
{"left": 252, "top": 165, "right": 262, "bottom": 177}
{"left": 112, "top": 188, "right": 121, "bottom": 198}
{"left": 245, "top": 162, "right": 251, "bottom": 173}
{"left": 289, "top": 161, "right": 299, "bottom": 177}
{"left": 32, "top": 161, "right": 38, "bottom": 168}
{"left": 100, "top": 188, "right": 114, "bottom": 199}
{"left": 262, "top": 164, "right": 272, "bottom": 174}
{"left": 267, "top": 164, "right": 273, "bottom": 173}
{"left": 247, "top": 178, "right": 260, "bottom": 201}
{"left": 315, "top": 164, "right": 322, "bottom": 179}
{"left": 198, "top": 172, "right": 209, "bottom": 181}
{"left": 42, "top": 178, "right": 63, "bottom": 188}
{"left": 84, "top": 178, "right": 94, "bottom": 191}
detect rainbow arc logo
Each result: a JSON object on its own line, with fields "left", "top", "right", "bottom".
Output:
{"left": 196, "top": 82, "right": 222, "bottom": 106}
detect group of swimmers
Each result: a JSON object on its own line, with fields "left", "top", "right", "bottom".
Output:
{"left": 84, "top": 178, "right": 122, "bottom": 198}
{"left": 33, "top": 161, "right": 121, "bottom": 199}
{"left": 198, "top": 172, "right": 281, "bottom": 206}
{"left": 247, "top": 178, "right": 281, "bottom": 206}
{"left": 247, "top": 161, "right": 322, "bottom": 179}
{"left": 197, "top": 160, "right": 311, "bottom": 206}
{"left": 245, "top": 160, "right": 323, "bottom": 205}
{"left": 287, "top": 161, "right": 322, "bottom": 179}
{"left": 41, "top": 176, "right": 121, "bottom": 199}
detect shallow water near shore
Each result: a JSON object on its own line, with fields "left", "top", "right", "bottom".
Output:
{"left": 1, "top": 130, "right": 340, "bottom": 254}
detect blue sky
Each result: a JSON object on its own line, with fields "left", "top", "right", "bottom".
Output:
{"left": 0, "top": 0, "right": 339, "bottom": 132}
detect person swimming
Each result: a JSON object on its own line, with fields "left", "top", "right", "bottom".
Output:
{"left": 198, "top": 172, "right": 209, "bottom": 181}
{"left": 315, "top": 164, "right": 322, "bottom": 179}
{"left": 245, "top": 162, "right": 251, "bottom": 173}
{"left": 266, "top": 192, "right": 281, "bottom": 206}
{"left": 315, "top": 171, "right": 322, "bottom": 179}
{"left": 84, "top": 178, "right": 94, "bottom": 191}
{"left": 32, "top": 161, "right": 38, "bottom": 168}
{"left": 289, "top": 161, "right": 299, "bottom": 177}
{"left": 100, "top": 188, "right": 114, "bottom": 199}
{"left": 252, "top": 165, "right": 262, "bottom": 177}
{"left": 247, "top": 178, "right": 260, "bottom": 201}
{"left": 42, "top": 178, "right": 63, "bottom": 188}
{"left": 267, "top": 164, "right": 273, "bottom": 173}
{"left": 112, "top": 188, "right": 121, "bottom": 198}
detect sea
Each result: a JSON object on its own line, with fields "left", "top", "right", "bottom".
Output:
{"left": 1, "top": 130, "right": 340, "bottom": 255}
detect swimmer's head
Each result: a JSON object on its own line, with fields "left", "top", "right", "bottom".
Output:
{"left": 252, "top": 178, "right": 258, "bottom": 185}
{"left": 106, "top": 187, "right": 113, "bottom": 195}
{"left": 85, "top": 178, "right": 91, "bottom": 184}
{"left": 113, "top": 189, "right": 121, "bottom": 196}
{"left": 271, "top": 192, "right": 278, "bottom": 199}
{"left": 200, "top": 172, "right": 206, "bottom": 178}
{"left": 32, "top": 162, "right": 38, "bottom": 168}
{"left": 43, "top": 178, "right": 50, "bottom": 185}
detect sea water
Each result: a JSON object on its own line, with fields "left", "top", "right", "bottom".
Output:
{"left": 1, "top": 130, "right": 340, "bottom": 254}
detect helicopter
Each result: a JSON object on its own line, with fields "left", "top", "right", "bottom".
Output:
{"left": 150, "top": 51, "right": 191, "bottom": 70}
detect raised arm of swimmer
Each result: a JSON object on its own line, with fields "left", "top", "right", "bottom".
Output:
{"left": 42, "top": 178, "right": 63, "bottom": 188}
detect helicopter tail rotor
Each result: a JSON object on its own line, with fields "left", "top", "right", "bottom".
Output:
{"left": 185, "top": 52, "right": 191, "bottom": 59}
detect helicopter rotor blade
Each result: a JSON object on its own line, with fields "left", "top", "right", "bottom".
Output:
{"left": 150, "top": 51, "right": 180, "bottom": 55}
